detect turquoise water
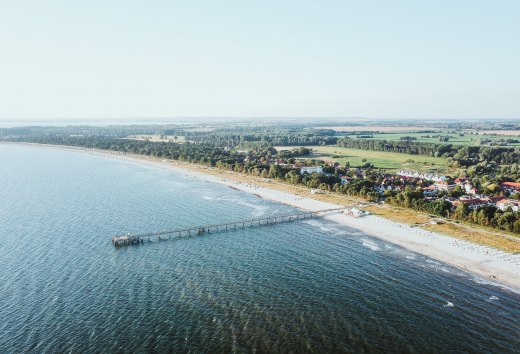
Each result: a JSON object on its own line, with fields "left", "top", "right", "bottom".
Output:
{"left": 0, "top": 144, "right": 519, "bottom": 353}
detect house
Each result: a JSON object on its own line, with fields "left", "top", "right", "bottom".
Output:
{"left": 501, "top": 182, "right": 520, "bottom": 194}
{"left": 421, "top": 185, "right": 438, "bottom": 197}
{"left": 496, "top": 199, "right": 520, "bottom": 212}
{"left": 464, "top": 184, "right": 478, "bottom": 195}
{"left": 452, "top": 196, "right": 493, "bottom": 210}
{"left": 300, "top": 166, "right": 324, "bottom": 174}
{"left": 453, "top": 177, "right": 478, "bottom": 194}
{"left": 433, "top": 181, "right": 457, "bottom": 191}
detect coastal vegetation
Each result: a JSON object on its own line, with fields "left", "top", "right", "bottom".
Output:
{"left": 2, "top": 122, "right": 520, "bottom": 237}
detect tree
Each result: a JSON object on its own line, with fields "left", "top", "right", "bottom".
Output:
{"left": 449, "top": 186, "right": 464, "bottom": 198}
{"left": 285, "top": 170, "right": 301, "bottom": 185}
{"left": 453, "top": 203, "right": 469, "bottom": 220}
{"left": 268, "top": 164, "right": 282, "bottom": 179}
{"left": 513, "top": 220, "right": 520, "bottom": 233}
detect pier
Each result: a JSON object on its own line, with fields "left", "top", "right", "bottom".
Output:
{"left": 112, "top": 208, "right": 343, "bottom": 247}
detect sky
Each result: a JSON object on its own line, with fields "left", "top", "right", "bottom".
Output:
{"left": 0, "top": 0, "right": 519, "bottom": 121}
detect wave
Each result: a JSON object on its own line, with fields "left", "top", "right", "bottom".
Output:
{"left": 362, "top": 239, "right": 382, "bottom": 251}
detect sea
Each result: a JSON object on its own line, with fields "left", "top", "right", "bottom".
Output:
{"left": 0, "top": 144, "right": 519, "bottom": 353}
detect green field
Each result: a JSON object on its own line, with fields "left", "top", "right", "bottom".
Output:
{"left": 276, "top": 145, "right": 453, "bottom": 173}
{"left": 336, "top": 131, "right": 520, "bottom": 147}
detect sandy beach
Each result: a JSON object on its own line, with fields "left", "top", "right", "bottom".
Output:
{"left": 5, "top": 143, "right": 520, "bottom": 291}
{"left": 173, "top": 165, "right": 520, "bottom": 291}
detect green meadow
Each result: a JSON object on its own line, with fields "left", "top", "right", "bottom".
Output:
{"left": 277, "top": 145, "right": 454, "bottom": 173}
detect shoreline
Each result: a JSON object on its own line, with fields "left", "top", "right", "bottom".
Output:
{"left": 3, "top": 142, "right": 520, "bottom": 291}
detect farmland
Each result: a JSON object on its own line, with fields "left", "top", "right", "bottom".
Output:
{"left": 314, "top": 125, "right": 434, "bottom": 132}
{"left": 478, "top": 130, "right": 520, "bottom": 136}
{"left": 331, "top": 132, "right": 520, "bottom": 147}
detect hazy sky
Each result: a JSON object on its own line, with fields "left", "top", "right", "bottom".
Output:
{"left": 1, "top": 0, "right": 519, "bottom": 120}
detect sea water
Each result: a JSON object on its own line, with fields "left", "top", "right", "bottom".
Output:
{"left": 0, "top": 144, "right": 519, "bottom": 353}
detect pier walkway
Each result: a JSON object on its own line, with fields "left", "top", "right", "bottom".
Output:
{"left": 112, "top": 208, "right": 343, "bottom": 247}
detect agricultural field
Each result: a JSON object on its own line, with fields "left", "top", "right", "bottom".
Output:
{"left": 478, "top": 130, "right": 520, "bottom": 136}
{"left": 334, "top": 132, "right": 520, "bottom": 147}
{"left": 314, "top": 125, "right": 434, "bottom": 132}
{"left": 275, "top": 145, "right": 454, "bottom": 174}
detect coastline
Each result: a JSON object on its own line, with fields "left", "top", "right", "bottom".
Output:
{"left": 4, "top": 142, "right": 520, "bottom": 291}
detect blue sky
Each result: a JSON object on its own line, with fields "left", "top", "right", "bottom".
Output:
{"left": 0, "top": 0, "right": 519, "bottom": 120}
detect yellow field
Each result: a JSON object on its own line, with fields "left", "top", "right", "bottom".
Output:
{"left": 478, "top": 130, "right": 520, "bottom": 136}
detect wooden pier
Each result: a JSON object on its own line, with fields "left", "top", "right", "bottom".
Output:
{"left": 112, "top": 208, "right": 343, "bottom": 247}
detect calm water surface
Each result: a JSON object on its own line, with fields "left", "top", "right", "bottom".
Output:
{"left": 0, "top": 145, "right": 519, "bottom": 353}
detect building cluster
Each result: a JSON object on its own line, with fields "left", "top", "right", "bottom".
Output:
{"left": 448, "top": 195, "right": 520, "bottom": 212}
{"left": 272, "top": 162, "right": 520, "bottom": 213}
{"left": 453, "top": 178, "right": 478, "bottom": 195}
{"left": 375, "top": 170, "right": 520, "bottom": 212}
{"left": 396, "top": 170, "right": 446, "bottom": 182}
{"left": 450, "top": 195, "right": 505, "bottom": 210}
{"left": 501, "top": 182, "right": 520, "bottom": 194}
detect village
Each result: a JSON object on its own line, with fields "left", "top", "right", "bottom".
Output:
{"left": 388, "top": 171, "right": 520, "bottom": 212}
{"left": 278, "top": 161, "right": 520, "bottom": 214}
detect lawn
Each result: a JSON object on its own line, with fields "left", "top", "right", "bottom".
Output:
{"left": 276, "top": 145, "right": 453, "bottom": 173}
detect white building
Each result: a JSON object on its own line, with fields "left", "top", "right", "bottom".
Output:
{"left": 433, "top": 181, "right": 457, "bottom": 191}
{"left": 496, "top": 199, "right": 520, "bottom": 212}
{"left": 300, "top": 166, "right": 324, "bottom": 174}
{"left": 396, "top": 170, "right": 446, "bottom": 182}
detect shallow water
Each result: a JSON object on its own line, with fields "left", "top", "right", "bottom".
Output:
{"left": 1, "top": 145, "right": 519, "bottom": 353}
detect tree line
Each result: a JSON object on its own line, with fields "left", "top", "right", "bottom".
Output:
{"left": 3, "top": 133, "right": 519, "bottom": 235}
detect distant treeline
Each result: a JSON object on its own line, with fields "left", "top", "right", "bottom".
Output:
{"left": 337, "top": 137, "right": 458, "bottom": 157}
{"left": 0, "top": 125, "right": 188, "bottom": 138}
{"left": 189, "top": 127, "right": 338, "bottom": 147}
{"left": 337, "top": 137, "right": 520, "bottom": 167}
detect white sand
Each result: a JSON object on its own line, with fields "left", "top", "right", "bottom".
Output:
{"left": 5, "top": 143, "right": 520, "bottom": 291}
